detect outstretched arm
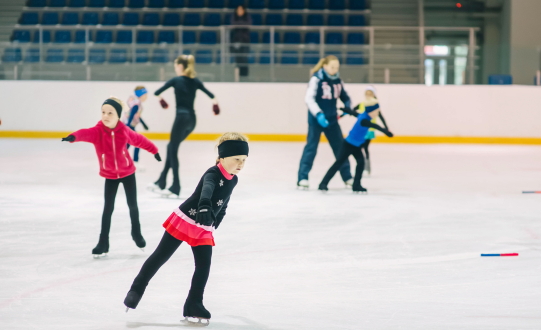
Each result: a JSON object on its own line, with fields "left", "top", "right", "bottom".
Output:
{"left": 125, "top": 129, "right": 158, "bottom": 154}
{"left": 341, "top": 107, "right": 359, "bottom": 117}
{"left": 378, "top": 112, "right": 388, "bottom": 130}
{"left": 126, "top": 105, "right": 139, "bottom": 128}
{"left": 339, "top": 81, "right": 351, "bottom": 109}
{"left": 66, "top": 127, "right": 99, "bottom": 143}
{"left": 154, "top": 78, "right": 175, "bottom": 97}
{"left": 360, "top": 119, "right": 393, "bottom": 137}
{"left": 197, "top": 79, "right": 217, "bottom": 103}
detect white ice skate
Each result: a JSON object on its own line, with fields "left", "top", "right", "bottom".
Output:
{"left": 92, "top": 252, "right": 108, "bottom": 259}
{"left": 158, "top": 189, "right": 181, "bottom": 199}
{"left": 297, "top": 179, "right": 309, "bottom": 190}
{"left": 180, "top": 317, "right": 209, "bottom": 327}
{"left": 147, "top": 182, "right": 161, "bottom": 192}
{"left": 364, "top": 157, "right": 371, "bottom": 176}
{"left": 345, "top": 178, "right": 354, "bottom": 188}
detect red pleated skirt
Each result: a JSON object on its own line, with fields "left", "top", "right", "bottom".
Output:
{"left": 163, "top": 208, "right": 215, "bottom": 247}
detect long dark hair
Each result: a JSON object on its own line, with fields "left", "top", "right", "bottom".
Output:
{"left": 234, "top": 5, "right": 248, "bottom": 20}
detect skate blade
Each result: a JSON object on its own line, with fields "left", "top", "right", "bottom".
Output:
{"left": 139, "top": 248, "right": 145, "bottom": 252}
{"left": 296, "top": 186, "right": 309, "bottom": 190}
{"left": 92, "top": 252, "right": 108, "bottom": 259}
{"left": 181, "top": 317, "right": 209, "bottom": 327}
{"left": 353, "top": 191, "right": 368, "bottom": 194}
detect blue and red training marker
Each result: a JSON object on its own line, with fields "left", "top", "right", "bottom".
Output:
{"left": 481, "top": 253, "right": 519, "bottom": 257}
{"left": 523, "top": 191, "right": 541, "bottom": 194}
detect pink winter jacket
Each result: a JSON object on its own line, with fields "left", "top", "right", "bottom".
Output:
{"left": 71, "top": 121, "right": 158, "bottom": 180}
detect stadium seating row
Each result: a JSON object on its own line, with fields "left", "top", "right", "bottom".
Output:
{"left": 12, "top": 30, "right": 365, "bottom": 44}
{"left": 2, "top": 47, "right": 364, "bottom": 64}
{"left": 26, "top": 0, "right": 366, "bottom": 10}
{"left": 19, "top": 12, "right": 366, "bottom": 26}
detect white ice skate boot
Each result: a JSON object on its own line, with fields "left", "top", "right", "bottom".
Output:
{"left": 158, "top": 189, "right": 181, "bottom": 199}
{"left": 297, "top": 179, "right": 309, "bottom": 190}
{"left": 147, "top": 182, "right": 161, "bottom": 192}
{"left": 345, "top": 179, "right": 354, "bottom": 188}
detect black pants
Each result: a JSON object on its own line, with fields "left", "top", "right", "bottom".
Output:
{"left": 156, "top": 111, "right": 196, "bottom": 195}
{"left": 101, "top": 173, "right": 140, "bottom": 237}
{"left": 360, "top": 139, "right": 371, "bottom": 159}
{"left": 130, "top": 231, "right": 212, "bottom": 302}
{"left": 320, "top": 141, "right": 365, "bottom": 188}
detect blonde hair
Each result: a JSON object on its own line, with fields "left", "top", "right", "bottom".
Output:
{"left": 175, "top": 54, "right": 197, "bottom": 78}
{"left": 134, "top": 85, "right": 146, "bottom": 91}
{"left": 309, "top": 55, "right": 339, "bottom": 76}
{"left": 106, "top": 96, "right": 128, "bottom": 118}
{"left": 215, "top": 132, "right": 249, "bottom": 164}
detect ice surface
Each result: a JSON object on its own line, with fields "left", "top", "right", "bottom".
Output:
{"left": 1, "top": 139, "right": 540, "bottom": 330}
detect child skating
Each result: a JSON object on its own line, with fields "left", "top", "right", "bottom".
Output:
{"left": 61, "top": 97, "right": 161, "bottom": 257}
{"left": 123, "top": 86, "right": 150, "bottom": 171}
{"left": 124, "top": 132, "right": 249, "bottom": 326}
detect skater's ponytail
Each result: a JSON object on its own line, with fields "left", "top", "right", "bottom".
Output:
{"left": 175, "top": 55, "right": 197, "bottom": 79}
{"left": 215, "top": 132, "right": 249, "bottom": 164}
{"left": 309, "top": 55, "right": 339, "bottom": 76}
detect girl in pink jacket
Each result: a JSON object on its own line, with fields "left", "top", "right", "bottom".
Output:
{"left": 62, "top": 97, "right": 161, "bottom": 258}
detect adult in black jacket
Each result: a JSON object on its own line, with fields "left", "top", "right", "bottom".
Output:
{"left": 230, "top": 5, "right": 252, "bottom": 77}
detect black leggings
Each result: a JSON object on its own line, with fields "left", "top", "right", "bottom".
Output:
{"left": 156, "top": 111, "right": 196, "bottom": 195}
{"left": 360, "top": 139, "right": 371, "bottom": 160}
{"left": 130, "top": 231, "right": 212, "bottom": 302}
{"left": 102, "top": 173, "right": 141, "bottom": 237}
{"left": 320, "top": 141, "right": 365, "bottom": 188}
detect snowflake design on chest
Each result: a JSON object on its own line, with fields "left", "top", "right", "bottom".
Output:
{"left": 217, "top": 199, "right": 223, "bottom": 206}
{"left": 189, "top": 208, "right": 197, "bottom": 216}
{"left": 219, "top": 179, "right": 224, "bottom": 187}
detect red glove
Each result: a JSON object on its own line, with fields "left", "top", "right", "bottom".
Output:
{"left": 159, "top": 99, "right": 169, "bottom": 109}
{"left": 213, "top": 104, "right": 220, "bottom": 115}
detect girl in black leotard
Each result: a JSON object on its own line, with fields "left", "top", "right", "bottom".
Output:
{"left": 149, "top": 55, "right": 220, "bottom": 198}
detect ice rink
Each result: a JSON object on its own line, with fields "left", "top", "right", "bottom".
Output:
{"left": 1, "top": 138, "right": 540, "bottom": 330}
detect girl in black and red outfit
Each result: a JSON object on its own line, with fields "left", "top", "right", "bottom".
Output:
{"left": 124, "top": 132, "right": 249, "bottom": 326}
{"left": 62, "top": 97, "right": 161, "bottom": 257}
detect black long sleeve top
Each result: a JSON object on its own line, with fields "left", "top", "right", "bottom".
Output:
{"left": 154, "top": 76, "right": 215, "bottom": 113}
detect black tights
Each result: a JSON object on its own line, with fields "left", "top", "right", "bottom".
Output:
{"left": 102, "top": 173, "right": 141, "bottom": 237}
{"left": 320, "top": 141, "right": 365, "bottom": 188}
{"left": 360, "top": 139, "right": 371, "bottom": 160}
{"left": 156, "top": 112, "right": 196, "bottom": 195}
{"left": 130, "top": 231, "right": 212, "bottom": 302}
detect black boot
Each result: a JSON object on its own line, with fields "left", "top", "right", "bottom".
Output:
{"left": 318, "top": 182, "right": 329, "bottom": 191}
{"left": 124, "top": 290, "right": 143, "bottom": 310}
{"left": 92, "top": 234, "right": 109, "bottom": 257}
{"left": 352, "top": 184, "right": 367, "bottom": 193}
{"left": 131, "top": 231, "right": 146, "bottom": 249}
{"left": 183, "top": 298, "right": 211, "bottom": 319}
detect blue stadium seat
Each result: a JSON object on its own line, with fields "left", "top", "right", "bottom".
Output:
{"left": 50, "top": 0, "right": 67, "bottom": 7}
{"left": 69, "top": 0, "right": 85, "bottom": 7}
{"left": 142, "top": 13, "right": 160, "bottom": 26}
{"left": 308, "top": 0, "right": 325, "bottom": 9}
{"left": 347, "top": 33, "right": 364, "bottom": 44}
{"left": 326, "top": 32, "right": 343, "bottom": 44}
{"left": 168, "top": 0, "right": 184, "bottom": 8}
{"left": 200, "top": 31, "right": 217, "bottom": 44}
{"left": 183, "top": 13, "right": 200, "bottom": 26}
{"left": 148, "top": 0, "right": 165, "bottom": 7}
{"left": 215, "top": 50, "right": 230, "bottom": 64}
{"left": 136, "top": 49, "right": 149, "bottom": 62}
{"left": 289, "top": 0, "right": 304, "bottom": 8}
{"left": 20, "top": 13, "right": 39, "bottom": 25}
{"left": 224, "top": 14, "right": 231, "bottom": 25}
{"left": 195, "top": 49, "right": 213, "bottom": 64}
{"left": 251, "top": 13, "right": 262, "bottom": 25}
{"left": 286, "top": 14, "right": 303, "bottom": 26}
{"left": 262, "top": 31, "right": 280, "bottom": 43}
{"left": 208, "top": 0, "right": 224, "bottom": 8}
{"left": 188, "top": 0, "right": 204, "bottom": 7}
{"left": 12, "top": 31, "right": 31, "bottom": 42}
{"left": 88, "top": 0, "right": 105, "bottom": 6}
{"left": 54, "top": 30, "right": 71, "bottom": 43}
{"left": 283, "top": 32, "right": 301, "bottom": 44}
{"left": 117, "top": 30, "right": 133, "bottom": 43}
{"left": 24, "top": 49, "right": 40, "bottom": 62}
{"left": 305, "top": 32, "right": 320, "bottom": 44}
{"left": 346, "top": 51, "right": 363, "bottom": 65}
{"left": 109, "top": 49, "right": 128, "bottom": 63}
{"left": 281, "top": 50, "right": 298, "bottom": 64}
{"left": 152, "top": 49, "right": 169, "bottom": 63}
{"left": 307, "top": 15, "right": 323, "bottom": 26}
{"left": 248, "top": 0, "right": 264, "bottom": 9}
{"left": 182, "top": 31, "right": 196, "bottom": 43}
{"left": 228, "top": 0, "right": 244, "bottom": 8}
{"left": 259, "top": 50, "right": 277, "bottom": 64}
{"left": 349, "top": 15, "right": 365, "bottom": 26}
{"left": 123, "top": 13, "right": 139, "bottom": 25}
{"left": 46, "top": 49, "right": 64, "bottom": 62}
{"left": 67, "top": 49, "right": 85, "bottom": 62}
{"left": 109, "top": 0, "right": 125, "bottom": 7}
{"left": 62, "top": 12, "right": 79, "bottom": 25}
{"left": 42, "top": 13, "right": 59, "bottom": 25}
{"left": 82, "top": 12, "right": 99, "bottom": 25}
{"left": 250, "top": 31, "right": 259, "bottom": 43}
{"left": 328, "top": 15, "right": 344, "bottom": 26}
{"left": 89, "top": 49, "right": 106, "bottom": 63}
{"left": 75, "top": 30, "right": 92, "bottom": 42}
{"left": 27, "top": 0, "right": 46, "bottom": 7}
{"left": 350, "top": 0, "right": 366, "bottom": 10}
{"left": 204, "top": 13, "right": 221, "bottom": 26}
{"left": 266, "top": 14, "right": 283, "bottom": 26}
{"left": 129, "top": 0, "right": 145, "bottom": 8}
{"left": 33, "top": 31, "right": 51, "bottom": 43}
{"left": 96, "top": 30, "right": 113, "bottom": 43}
{"left": 158, "top": 31, "right": 175, "bottom": 43}
{"left": 3, "top": 48, "right": 22, "bottom": 62}
{"left": 102, "top": 12, "right": 119, "bottom": 25}
{"left": 329, "top": 0, "right": 345, "bottom": 10}
{"left": 269, "top": 0, "right": 285, "bottom": 9}
{"left": 302, "top": 51, "right": 319, "bottom": 64}
{"left": 137, "top": 31, "right": 154, "bottom": 43}
{"left": 164, "top": 13, "right": 180, "bottom": 26}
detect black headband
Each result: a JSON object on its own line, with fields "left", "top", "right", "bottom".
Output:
{"left": 102, "top": 99, "right": 123, "bottom": 118}
{"left": 218, "top": 140, "right": 249, "bottom": 158}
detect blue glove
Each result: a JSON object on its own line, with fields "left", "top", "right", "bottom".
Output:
{"left": 316, "top": 113, "right": 329, "bottom": 128}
